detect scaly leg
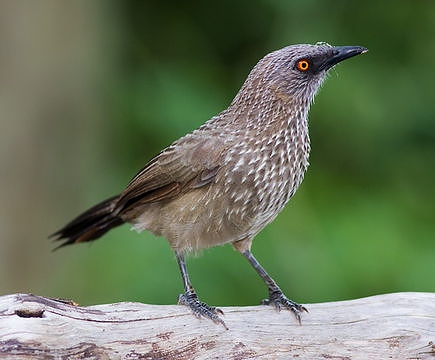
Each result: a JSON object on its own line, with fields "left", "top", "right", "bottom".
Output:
{"left": 176, "top": 252, "right": 227, "bottom": 329}
{"left": 242, "top": 249, "right": 308, "bottom": 324}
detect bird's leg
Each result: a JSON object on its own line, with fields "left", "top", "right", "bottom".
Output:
{"left": 241, "top": 249, "right": 308, "bottom": 324}
{"left": 175, "top": 252, "right": 227, "bottom": 329}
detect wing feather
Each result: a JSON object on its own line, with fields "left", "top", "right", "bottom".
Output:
{"left": 116, "top": 132, "right": 228, "bottom": 213}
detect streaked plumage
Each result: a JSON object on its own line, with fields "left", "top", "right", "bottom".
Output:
{"left": 52, "top": 43, "right": 367, "bottom": 328}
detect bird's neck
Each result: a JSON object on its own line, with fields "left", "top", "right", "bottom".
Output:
{"left": 228, "top": 87, "right": 311, "bottom": 140}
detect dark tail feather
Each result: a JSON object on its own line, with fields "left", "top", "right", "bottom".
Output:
{"left": 50, "top": 195, "right": 124, "bottom": 250}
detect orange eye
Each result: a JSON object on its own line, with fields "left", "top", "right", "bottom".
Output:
{"left": 297, "top": 59, "right": 310, "bottom": 72}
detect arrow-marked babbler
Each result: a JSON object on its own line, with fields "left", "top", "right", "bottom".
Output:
{"left": 51, "top": 43, "right": 367, "bottom": 329}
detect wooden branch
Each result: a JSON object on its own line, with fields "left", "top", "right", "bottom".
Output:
{"left": 0, "top": 292, "right": 434, "bottom": 359}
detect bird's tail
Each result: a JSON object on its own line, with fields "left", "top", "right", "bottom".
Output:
{"left": 50, "top": 195, "right": 124, "bottom": 250}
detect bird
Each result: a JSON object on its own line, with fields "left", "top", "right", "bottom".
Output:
{"left": 51, "top": 43, "right": 367, "bottom": 329}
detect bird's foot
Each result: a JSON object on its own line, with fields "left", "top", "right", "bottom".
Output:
{"left": 262, "top": 290, "right": 308, "bottom": 324}
{"left": 178, "top": 290, "right": 227, "bottom": 330}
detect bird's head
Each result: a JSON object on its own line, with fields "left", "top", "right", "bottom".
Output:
{"left": 238, "top": 43, "right": 367, "bottom": 107}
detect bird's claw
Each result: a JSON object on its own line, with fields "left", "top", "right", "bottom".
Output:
{"left": 262, "top": 290, "right": 308, "bottom": 324}
{"left": 178, "top": 291, "right": 227, "bottom": 330}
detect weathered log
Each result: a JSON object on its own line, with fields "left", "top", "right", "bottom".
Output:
{"left": 0, "top": 292, "right": 434, "bottom": 359}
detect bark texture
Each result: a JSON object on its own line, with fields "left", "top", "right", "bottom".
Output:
{"left": 0, "top": 292, "right": 434, "bottom": 359}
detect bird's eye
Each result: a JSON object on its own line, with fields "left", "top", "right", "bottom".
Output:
{"left": 296, "top": 59, "right": 310, "bottom": 72}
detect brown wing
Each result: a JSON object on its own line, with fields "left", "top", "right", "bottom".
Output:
{"left": 116, "top": 132, "right": 228, "bottom": 213}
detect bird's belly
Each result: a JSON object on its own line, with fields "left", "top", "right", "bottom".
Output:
{"left": 133, "top": 186, "right": 246, "bottom": 252}
{"left": 131, "top": 150, "right": 309, "bottom": 252}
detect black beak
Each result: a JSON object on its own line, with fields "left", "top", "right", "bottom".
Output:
{"left": 321, "top": 46, "right": 368, "bottom": 71}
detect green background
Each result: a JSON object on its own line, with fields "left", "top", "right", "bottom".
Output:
{"left": 0, "top": 0, "right": 434, "bottom": 308}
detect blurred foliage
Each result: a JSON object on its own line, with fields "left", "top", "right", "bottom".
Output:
{"left": 4, "top": 0, "right": 434, "bottom": 307}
